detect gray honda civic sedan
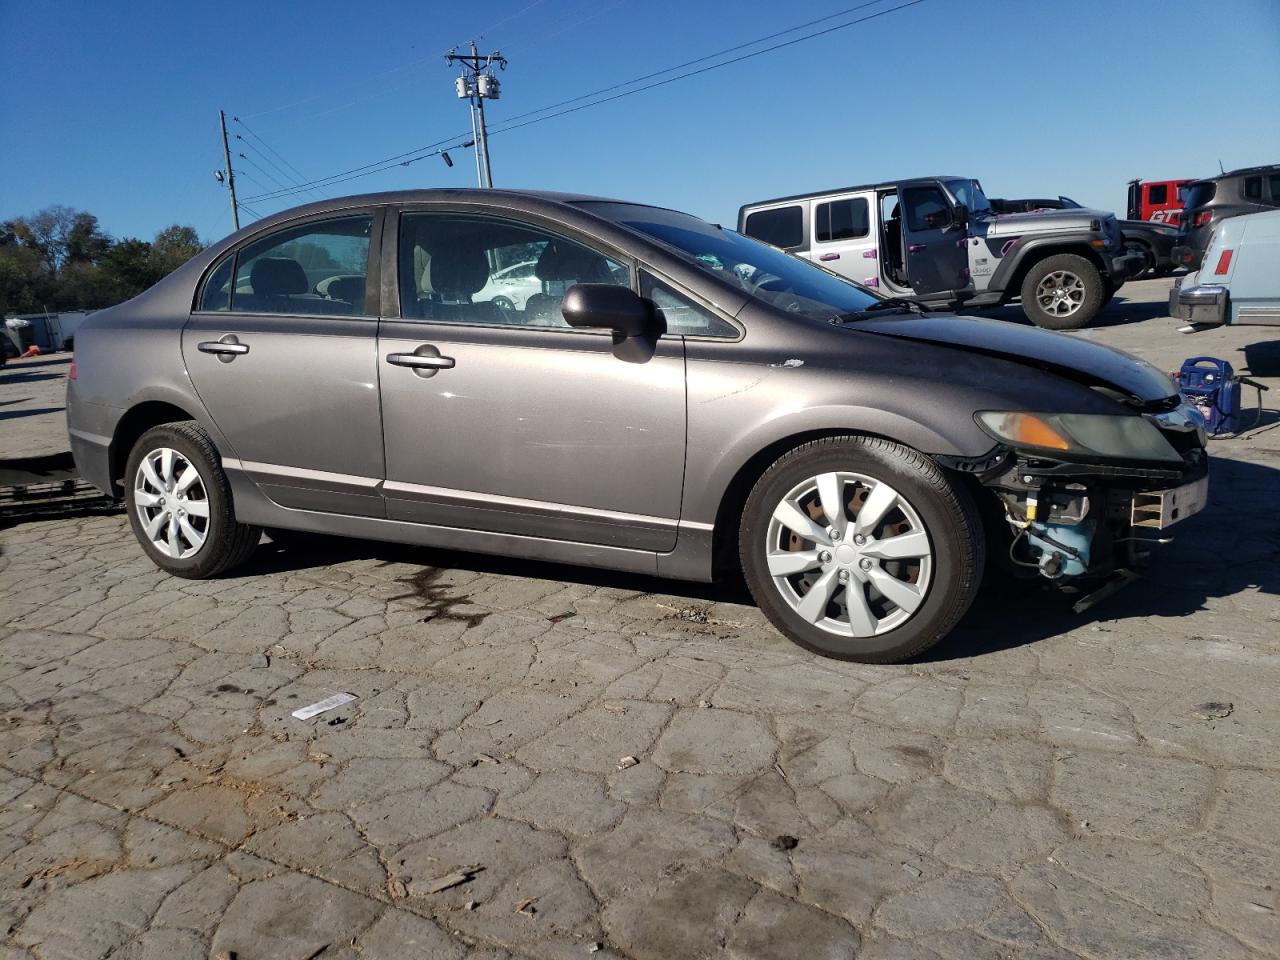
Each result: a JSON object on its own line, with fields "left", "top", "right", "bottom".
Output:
{"left": 67, "top": 189, "right": 1209, "bottom": 662}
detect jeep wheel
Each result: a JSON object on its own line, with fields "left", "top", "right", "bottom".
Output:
{"left": 1020, "top": 254, "right": 1104, "bottom": 330}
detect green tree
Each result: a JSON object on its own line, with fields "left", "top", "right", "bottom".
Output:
{"left": 149, "top": 225, "right": 203, "bottom": 279}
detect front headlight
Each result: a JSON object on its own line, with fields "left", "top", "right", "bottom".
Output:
{"left": 976, "top": 411, "right": 1183, "bottom": 463}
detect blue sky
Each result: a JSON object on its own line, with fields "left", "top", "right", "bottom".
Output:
{"left": 3, "top": 0, "right": 1278, "bottom": 243}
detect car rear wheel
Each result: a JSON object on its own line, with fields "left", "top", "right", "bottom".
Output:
{"left": 1020, "top": 254, "right": 1104, "bottom": 330}
{"left": 739, "top": 436, "right": 984, "bottom": 663}
{"left": 124, "top": 421, "right": 260, "bottom": 579}
{"left": 1125, "top": 240, "right": 1155, "bottom": 279}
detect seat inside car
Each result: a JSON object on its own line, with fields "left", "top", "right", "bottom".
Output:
{"left": 324, "top": 275, "right": 366, "bottom": 313}
{"left": 524, "top": 240, "right": 618, "bottom": 326}
{"left": 237, "top": 257, "right": 328, "bottom": 314}
{"left": 417, "top": 246, "right": 502, "bottom": 324}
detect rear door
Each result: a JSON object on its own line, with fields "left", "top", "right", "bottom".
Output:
{"left": 182, "top": 210, "right": 385, "bottom": 517}
{"left": 809, "top": 192, "right": 878, "bottom": 286}
{"left": 899, "top": 182, "right": 968, "bottom": 296}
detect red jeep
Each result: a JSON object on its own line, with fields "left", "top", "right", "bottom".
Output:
{"left": 1126, "top": 179, "right": 1191, "bottom": 225}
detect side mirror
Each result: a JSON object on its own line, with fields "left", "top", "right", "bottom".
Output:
{"left": 952, "top": 202, "right": 969, "bottom": 230}
{"left": 562, "top": 284, "right": 659, "bottom": 340}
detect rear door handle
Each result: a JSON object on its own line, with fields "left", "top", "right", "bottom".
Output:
{"left": 387, "top": 345, "right": 455, "bottom": 378}
{"left": 908, "top": 243, "right": 927, "bottom": 253}
{"left": 197, "top": 335, "right": 249, "bottom": 362}
{"left": 818, "top": 253, "right": 841, "bottom": 262}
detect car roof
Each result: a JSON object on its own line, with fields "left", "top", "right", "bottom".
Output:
{"left": 1188, "top": 163, "right": 1280, "bottom": 186}
{"left": 739, "top": 176, "right": 967, "bottom": 212}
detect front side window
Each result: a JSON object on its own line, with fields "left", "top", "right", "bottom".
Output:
{"left": 229, "top": 216, "right": 372, "bottom": 316}
{"left": 584, "top": 202, "right": 879, "bottom": 323}
{"left": 398, "top": 213, "right": 630, "bottom": 328}
{"left": 743, "top": 205, "right": 804, "bottom": 250}
{"left": 814, "top": 198, "right": 870, "bottom": 243}
{"left": 902, "top": 186, "right": 951, "bottom": 231}
{"left": 1147, "top": 184, "right": 1168, "bottom": 205}
{"left": 642, "top": 274, "right": 737, "bottom": 338}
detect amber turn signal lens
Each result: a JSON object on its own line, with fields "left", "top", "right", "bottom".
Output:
{"left": 996, "top": 413, "right": 1070, "bottom": 450}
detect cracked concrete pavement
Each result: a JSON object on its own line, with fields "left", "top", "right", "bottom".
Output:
{"left": 2, "top": 278, "right": 1279, "bottom": 959}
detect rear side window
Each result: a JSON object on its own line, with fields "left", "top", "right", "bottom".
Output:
{"left": 743, "top": 206, "right": 803, "bottom": 249}
{"left": 199, "top": 256, "right": 233, "bottom": 312}
{"left": 1184, "top": 182, "right": 1216, "bottom": 208}
{"left": 1147, "top": 184, "right": 1168, "bottom": 205}
{"left": 1244, "top": 176, "right": 1263, "bottom": 202}
{"left": 1268, "top": 174, "right": 1280, "bottom": 205}
{"left": 814, "top": 198, "right": 870, "bottom": 243}
{"left": 231, "top": 216, "right": 373, "bottom": 316}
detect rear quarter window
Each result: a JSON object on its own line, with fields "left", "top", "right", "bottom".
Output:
{"left": 743, "top": 205, "right": 804, "bottom": 250}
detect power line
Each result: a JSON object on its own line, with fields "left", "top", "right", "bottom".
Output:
{"left": 497, "top": 0, "right": 892, "bottom": 129}
{"left": 233, "top": 119, "right": 324, "bottom": 198}
{"left": 241, "top": 0, "right": 926, "bottom": 202}
{"left": 489, "top": 0, "right": 926, "bottom": 138}
{"left": 239, "top": 1, "right": 549, "bottom": 121}
{"left": 236, "top": 150, "right": 314, "bottom": 203}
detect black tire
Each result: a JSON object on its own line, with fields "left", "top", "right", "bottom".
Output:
{"left": 491, "top": 296, "right": 515, "bottom": 312}
{"left": 739, "top": 436, "right": 984, "bottom": 663}
{"left": 1019, "top": 253, "right": 1105, "bottom": 330}
{"left": 1125, "top": 241, "right": 1155, "bottom": 280}
{"left": 124, "top": 420, "right": 260, "bottom": 579}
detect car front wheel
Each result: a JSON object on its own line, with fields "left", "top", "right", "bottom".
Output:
{"left": 740, "top": 436, "right": 984, "bottom": 663}
{"left": 1020, "top": 253, "right": 1105, "bottom": 330}
{"left": 124, "top": 420, "right": 260, "bottom": 579}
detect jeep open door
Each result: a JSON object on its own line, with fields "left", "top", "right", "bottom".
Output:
{"left": 899, "top": 181, "right": 970, "bottom": 297}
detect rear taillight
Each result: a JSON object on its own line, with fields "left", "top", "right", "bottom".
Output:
{"left": 1194, "top": 211, "right": 1212, "bottom": 228}
{"left": 1214, "top": 249, "right": 1233, "bottom": 275}
{"left": 68, "top": 360, "right": 77, "bottom": 380}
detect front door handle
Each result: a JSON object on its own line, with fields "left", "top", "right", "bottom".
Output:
{"left": 197, "top": 335, "right": 249, "bottom": 363}
{"left": 387, "top": 345, "right": 455, "bottom": 378}
{"left": 908, "top": 243, "right": 927, "bottom": 253}
{"left": 818, "top": 253, "right": 841, "bottom": 262}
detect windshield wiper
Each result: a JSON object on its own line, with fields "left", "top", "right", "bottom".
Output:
{"left": 831, "top": 296, "right": 927, "bottom": 323}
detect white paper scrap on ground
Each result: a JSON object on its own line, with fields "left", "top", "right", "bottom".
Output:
{"left": 291, "top": 692, "right": 357, "bottom": 720}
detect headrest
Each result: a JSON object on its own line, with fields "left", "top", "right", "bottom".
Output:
{"left": 327, "top": 276, "right": 366, "bottom": 308}
{"left": 251, "top": 257, "right": 308, "bottom": 297}
{"left": 534, "top": 240, "right": 614, "bottom": 283}
{"left": 425, "top": 246, "right": 489, "bottom": 298}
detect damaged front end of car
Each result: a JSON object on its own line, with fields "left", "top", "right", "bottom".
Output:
{"left": 942, "top": 399, "right": 1209, "bottom": 600}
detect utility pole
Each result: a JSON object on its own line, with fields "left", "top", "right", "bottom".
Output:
{"left": 217, "top": 110, "right": 241, "bottom": 230}
{"left": 447, "top": 43, "right": 506, "bottom": 188}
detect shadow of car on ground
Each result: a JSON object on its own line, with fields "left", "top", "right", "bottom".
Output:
{"left": 226, "top": 454, "right": 1280, "bottom": 664}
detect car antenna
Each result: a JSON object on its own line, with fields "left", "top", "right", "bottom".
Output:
{"left": 1218, "top": 159, "right": 1225, "bottom": 174}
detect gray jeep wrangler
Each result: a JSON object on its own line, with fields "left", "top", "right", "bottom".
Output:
{"left": 739, "top": 176, "right": 1143, "bottom": 329}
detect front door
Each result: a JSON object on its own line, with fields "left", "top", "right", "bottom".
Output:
{"left": 377, "top": 209, "right": 686, "bottom": 551}
{"left": 900, "top": 182, "right": 969, "bottom": 297}
{"left": 182, "top": 211, "right": 385, "bottom": 517}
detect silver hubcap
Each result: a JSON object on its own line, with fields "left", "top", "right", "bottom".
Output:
{"left": 133, "top": 448, "right": 210, "bottom": 559}
{"left": 1036, "top": 270, "right": 1086, "bottom": 317}
{"left": 765, "top": 472, "right": 933, "bottom": 638}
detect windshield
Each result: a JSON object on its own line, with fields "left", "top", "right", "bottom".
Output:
{"left": 945, "top": 179, "right": 992, "bottom": 215}
{"left": 1183, "top": 182, "right": 1217, "bottom": 209}
{"left": 581, "top": 202, "right": 879, "bottom": 322}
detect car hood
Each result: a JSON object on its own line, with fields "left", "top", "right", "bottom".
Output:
{"left": 982, "top": 207, "right": 1112, "bottom": 237}
{"left": 849, "top": 313, "right": 1176, "bottom": 406}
